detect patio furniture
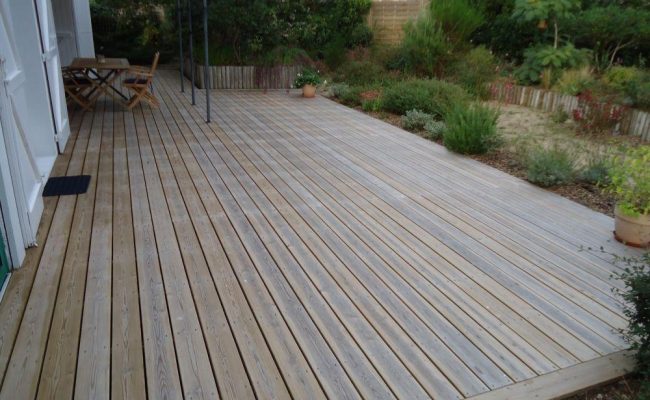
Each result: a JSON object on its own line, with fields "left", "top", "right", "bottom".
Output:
{"left": 123, "top": 52, "right": 160, "bottom": 109}
{"left": 61, "top": 66, "right": 96, "bottom": 110}
{"left": 69, "top": 57, "right": 131, "bottom": 105}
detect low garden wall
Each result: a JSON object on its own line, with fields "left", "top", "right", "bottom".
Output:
{"left": 489, "top": 82, "right": 650, "bottom": 141}
{"left": 184, "top": 59, "right": 302, "bottom": 90}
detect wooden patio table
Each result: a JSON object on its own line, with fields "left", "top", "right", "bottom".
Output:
{"left": 69, "top": 57, "right": 130, "bottom": 105}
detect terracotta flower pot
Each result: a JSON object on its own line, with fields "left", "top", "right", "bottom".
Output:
{"left": 302, "top": 84, "right": 316, "bottom": 98}
{"left": 614, "top": 206, "right": 650, "bottom": 248}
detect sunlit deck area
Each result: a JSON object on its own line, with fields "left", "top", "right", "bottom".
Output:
{"left": 0, "top": 70, "right": 638, "bottom": 399}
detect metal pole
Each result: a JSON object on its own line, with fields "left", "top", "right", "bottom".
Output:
{"left": 188, "top": 0, "right": 196, "bottom": 105}
{"left": 202, "top": 0, "right": 210, "bottom": 122}
{"left": 176, "top": 0, "right": 184, "bottom": 92}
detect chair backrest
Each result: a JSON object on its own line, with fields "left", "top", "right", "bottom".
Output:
{"left": 149, "top": 52, "right": 161, "bottom": 76}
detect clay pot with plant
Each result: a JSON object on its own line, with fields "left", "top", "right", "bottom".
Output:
{"left": 606, "top": 146, "right": 650, "bottom": 247}
{"left": 294, "top": 68, "right": 322, "bottom": 98}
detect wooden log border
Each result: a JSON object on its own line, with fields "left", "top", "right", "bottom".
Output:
{"left": 489, "top": 82, "right": 650, "bottom": 141}
{"left": 183, "top": 59, "right": 302, "bottom": 90}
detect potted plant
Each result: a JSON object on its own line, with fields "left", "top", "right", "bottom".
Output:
{"left": 607, "top": 146, "right": 650, "bottom": 247}
{"left": 294, "top": 68, "right": 322, "bottom": 98}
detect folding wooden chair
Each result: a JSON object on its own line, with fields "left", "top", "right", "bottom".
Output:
{"left": 123, "top": 52, "right": 160, "bottom": 109}
{"left": 62, "top": 66, "right": 96, "bottom": 110}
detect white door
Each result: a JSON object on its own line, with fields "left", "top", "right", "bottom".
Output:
{"left": 35, "top": 0, "right": 71, "bottom": 153}
{"left": 0, "top": 2, "right": 52, "bottom": 253}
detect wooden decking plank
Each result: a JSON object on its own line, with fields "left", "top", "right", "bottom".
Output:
{"left": 110, "top": 109, "right": 147, "bottom": 400}
{"left": 0, "top": 110, "right": 82, "bottom": 384}
{"left": 75, "top": 99, "right": 115, "bottom": 400}
{"left": 214, "top": 90, "right": 589, "bottom": 366}
{"left": 203, "top": 96, "right": 510, "bottom": 395}
{"left": 468, "top": 350, "right": 634, "bottom": 400}
{"left": 132, "top": 106, "right": 219, "bottom": 400}
{"left": 140, "top": 102, "right": 265, "bottom": 400}
{"left": 2, "top": 103, "right": 101, "bottom": 400}
{"left": 211, "top": 93, "right": 547, "bottom": 383}
{"left": 124, "top": 108, "right": 184, "bottom": 400}
{"left": 160, "top": 79, "right": 472, "bottom": 398}
{"left": 295, "top": 117, "right": 627, "bottom": 336}
{"left": 296, "top": 98, "right": 633, "bottom": 260}
{"left": 36, "top": 101, "right": 105, "bottom": 400}
{"left": 154, "top": 81, "right": 405, "bottom": 400}
{"left": 157, "top": 79, "right": 454, "bottom": 397}
{"left": 241, "top": 93, "right": 617, "bottom": 358}
{"left": 143, "top": 100, "right": 292, "bottom": 400}
{"left": 301, "top": 112, "right": 626, "bottom": 312}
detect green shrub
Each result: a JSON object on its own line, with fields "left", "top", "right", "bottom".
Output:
{"left": 401, "top": 13, "right": 451, "bottom": 75}
{"left": 294, "top": 68, "right": 322, "bottom": 88}
{"left": 335, "top": 61, "right": 387, "bottom": 86}
{"left": 443, "top": 103, "right": 500, "bottom": 154}
{"left": 451, "top": 46, "right": 497, "bottom": 99}
{"left": 382, "top": 79, "right": 468, "bottom": 117}
{"left": 606, "top": 146, "right": 650, "bottom": 216}
{"left": 424, "top": 120, "right": 446, "bottom": 140}
{"left": 429, "top": 0, "right": 484, "bottom": 47}
{"left": 331, "top": 83, "right": 362, "bottom": 106}
{"left": 515, "top": 44, "right": 590, "bottom": 85}
{"left": 525, "top": 147, "right": 576, "bottom": 187}
{"left": 578, "top": 158, "right": 610, "bottom": 186}
{"left": 401, "top": 109, "right": 435, "bottom": 131}
{"left": 347, "top": 24, "right": 374, "bottom": 48}
{"left": 625, "top": 76, "right": 650, "bottom": 109}
{"left": 613, "top": 253, "right": 650, "bottom": 400}
{"left": 323, "top": 35, "right": 348, "bottom": 69}
{"left": 553, "top": 67, "right": 595, "bottom": 96}
{"left": 362, "top": 98, "right": 382, "bottom": 112}
{"left": 603, "top": 66, "right": 643, "bottom": 90}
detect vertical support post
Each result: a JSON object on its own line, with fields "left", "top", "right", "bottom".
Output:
{"left": 188, "top": 0, "right": 196, "bottom": 104}
{"left": 202, "top": 0, "right": 210, "bottom": 122}
{"left": 176, "top": 0, "right": 184, "bottom": 92}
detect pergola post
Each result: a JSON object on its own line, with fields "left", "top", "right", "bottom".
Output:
{"left": 188, "top": 0, "right": 196, "bottom": 104}
{"left": 202, "top": 0, "right": 210, "bottom": 122}
{"left": 176, "top": 0, "right": 184, "bottom": 92}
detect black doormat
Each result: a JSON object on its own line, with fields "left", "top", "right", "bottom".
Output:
{"left": 43, "top": 175, "right": 91, "bottom": 197}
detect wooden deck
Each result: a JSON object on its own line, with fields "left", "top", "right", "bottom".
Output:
{"left": 0, "top": 70, "right": 639, "bottom": 400}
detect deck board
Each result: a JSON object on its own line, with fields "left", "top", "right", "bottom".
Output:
{"left": 0, "top": 70, "right": 639, "bottom": 399}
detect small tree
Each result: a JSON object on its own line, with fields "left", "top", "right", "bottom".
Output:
{"left": 512, "top": 0, "right": 580, "bottom": 49}
{"left": 567, "top": 6, "right": 650, "bottom": 69}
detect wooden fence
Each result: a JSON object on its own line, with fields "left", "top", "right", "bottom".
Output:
{"left": 367, "top": 0, "right": 429, "bottom": 45}
{"left": 184, "top": 59, "right": 302, "bottom": 90}
{"left": 489, "top": 83, "right": 650, "bottom": 141}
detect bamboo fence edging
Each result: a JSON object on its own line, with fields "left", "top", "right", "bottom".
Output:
{"left": 489, "top": 82, "right": 650, "bottom": 141}
{"left": 183, "top": 59, "right": 302, "bottom": 90}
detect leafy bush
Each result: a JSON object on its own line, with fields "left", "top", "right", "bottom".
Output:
{"left": 401, "top": 109, "right": 435, "bottom": 131}
{"left": 613, "top": 253, "right": 650, "bottom": 399}
{"left": 294, "top": 68, "right": 322, "bottom": 88}
{"left": 362, "top": 98, "right": 382, "bottom": 112}
{"left": 382, "top": 79, "right": 468, "bottom": 117}
{"left": 525, "top": 147, "right": 576, "bottom": 187}
{"left": 551, "top": 109, "right": 569, "bottom": 123}
{"left": 424, "top": 120, "right": 447, "bottom": 140}
{"left": 443, "top": 103, "right": 500, "bottom": 154}
{"left": 348, "top": 24, "right": 374, "bottom": 48}
{"left": 451, "top": 46, "right": 497, "bottom": 98}
{"left": 515, "top": 44, "right": 590, "bottom": 85}
{"left": 606, "top": 146, "right": 650, "bottom": 216}
{"left": 553, "top": 67, "right": 595, "bottom": 95}
{"left": 578, "top": 157, "right": 610, "bottom": 185}
{"left": 335, "top": 61, "right": 387, "bottom": 86}
{"left": 628, "top": 80, "right": 650, "bottom": 109}
{"left": 401, "top": 13, "right": 451, "bottom": 75}
{"left": 603, "top": 66, "right": 643, "bottom": 90}
{"left": 332, "top": 84, "right": 363, "bottom": 106}
{"left": 429, "top": 0, "right": 484, "bottom": 47}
